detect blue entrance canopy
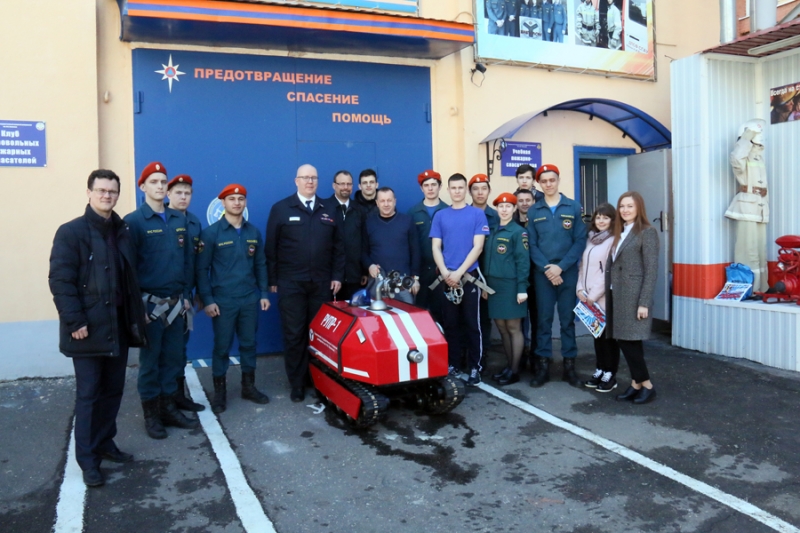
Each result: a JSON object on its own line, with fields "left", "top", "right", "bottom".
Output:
{"left": 480, "top": 98, "right": 671, "bottom": 152}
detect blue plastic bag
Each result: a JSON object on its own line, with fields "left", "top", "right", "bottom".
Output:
{"left": 725, "top": 263, "right": 754, "bottom": 298}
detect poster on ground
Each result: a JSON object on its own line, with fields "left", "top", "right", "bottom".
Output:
{"left": 475, "top": 0, "right": 655, "bottom": 80}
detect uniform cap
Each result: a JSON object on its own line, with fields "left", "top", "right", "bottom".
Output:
{"left": 218, "top": 183, "right": 247, "bottom": 199}
{"left": 535, "top": 164, "right": 560, "bottom": 181}
{"left": 493, "top": 193, "right": 517, "bottom": 206}
{"left": 469, "top": 173, "right": 490, "bottom": 189}
{"left": 417, "top": 169, "right": 441, "bottom": 185}
{"left": 168, "top": 174, "right": 193, "bottom": 190}
{"left": 138, "top": 161, "right": 167, "bottom": 186}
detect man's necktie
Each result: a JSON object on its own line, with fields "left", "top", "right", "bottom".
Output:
{"left": 305, "top": 200, "right": 313, "bottom": 213}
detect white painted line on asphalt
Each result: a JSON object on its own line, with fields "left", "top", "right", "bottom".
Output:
{"left": 478, "top": 383, "right": 800, "bottom": 533}
{"left": 52, "top": 418, "right": 86, "bottom": 533}
{"left": 185, "top": 368, "right": 277, "bottom": 533}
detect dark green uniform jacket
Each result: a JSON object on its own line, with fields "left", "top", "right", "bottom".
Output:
{"left": 482, "top": 220, "right": 531, "bottom": 294}
{"left": 527, "top": 194, "right": 587, "bottom": 274}
{"left": 124, "top": 203, "right": 192, "bottom": 299}
{"left": 195, "top": 217, "right": 269, "bottom": 306}
{"left": 408, "top": 199, "right": 449, "bottom": 273}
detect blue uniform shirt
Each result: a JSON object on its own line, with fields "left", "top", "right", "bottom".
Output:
{"left": 124, "top": 203, "right": 191, "bottom": 299}
{"left": 185, "top": 210, "right": 203, "bottom": 292}
{"left": 195, "top": 217, "right": 269, "bottom": 306}
{"left": 527, "top": 194, "right": 587, "bottom": 274}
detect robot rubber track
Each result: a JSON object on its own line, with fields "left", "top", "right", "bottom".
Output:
{"left": 310, "top": 358, "right": 390, "bottom": 428}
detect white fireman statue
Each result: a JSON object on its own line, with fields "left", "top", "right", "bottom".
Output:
{"left": 724, "top": 119, "right": 769, "bottom": 292}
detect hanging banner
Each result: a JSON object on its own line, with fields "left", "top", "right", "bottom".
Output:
{"left": 269, "top": 0, "right": 418, "bottom": 14}
{"left": 475, "top": 0, "right": 655, "bottom": 81}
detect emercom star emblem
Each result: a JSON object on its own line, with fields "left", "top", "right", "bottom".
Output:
{"left": 155, "top": 55, "right": 184, "bottom": 93}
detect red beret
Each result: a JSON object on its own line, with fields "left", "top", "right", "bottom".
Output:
{"left": 168, "top": 174, "right": 193, "bottom": 190}
{"left": 218, "top": 183, "right": 247, "bottom": 199}
{"left": 493, "top": 193, "right": 517, "bottom": 206}
{"left": 417, "top": 169, "right": 441, "bottom": 185}
{"left": 535, "top": 164, "right": 559, "bottom": 181}
{"left": 138, "top": 161, "right": 167, "bottom": 186}
{"left": 469, "top": 174, "right": 490, "bottom": 189}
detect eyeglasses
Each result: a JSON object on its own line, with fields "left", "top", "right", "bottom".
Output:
{"left": 93, "top": 188, "right": 120, "bottom": 197}
{"left": 334, "top": 182, "right": 352, "bottom": 187}
{"left": 297, "top": 176, "right": 319, "bottom": 182}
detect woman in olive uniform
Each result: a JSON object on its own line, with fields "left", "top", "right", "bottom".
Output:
{"left": 482, "top": 193, "right": 530, "bottom": 386}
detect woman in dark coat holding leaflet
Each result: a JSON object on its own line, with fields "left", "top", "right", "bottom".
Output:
{"left": 606, "top": 191, "right": 659, "bottom": 404}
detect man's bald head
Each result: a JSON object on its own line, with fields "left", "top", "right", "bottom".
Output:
{"left": 295, "top": 163, "right": 319, "bottom": 200}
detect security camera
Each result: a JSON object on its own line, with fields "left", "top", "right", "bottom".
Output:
{"left": 474, "top": 63, "right": 487, "bottom": 73}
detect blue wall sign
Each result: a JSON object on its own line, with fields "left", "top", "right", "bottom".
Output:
{"left": 0, "top": 120, "right": 46, "bottom": 167}
{"left": 500, "top": 141, "right": 541, "bottom": 177}
{"left": 133, "top": 49, "right": 433, "bottom": 358}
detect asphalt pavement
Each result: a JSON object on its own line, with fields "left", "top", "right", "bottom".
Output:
{"left": 2, "top": 331, "right": 799, "bottom": 533}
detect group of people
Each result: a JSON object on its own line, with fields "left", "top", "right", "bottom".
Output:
{"left": 487, "top": 0, "right": 568, "bottom": 42}
{"left": 48, "top": 160, "right": 659, "bottom": 488}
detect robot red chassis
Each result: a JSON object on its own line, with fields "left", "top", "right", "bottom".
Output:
{"left": 758, "top": 235, "right": 800, "bottom": 304}
{"left": 307, "top": 295, "right": 465, "bottom": 428}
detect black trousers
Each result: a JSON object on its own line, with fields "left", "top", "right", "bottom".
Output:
{"left": 439, "top": 277, "right": 483, "bottom": 371}
{"left": 526, "top": 279, "right": 538, "bottom": 365}
{"left": 72, "top": 349, "right": 128, "bottom": 471}
{"left": 618, "top": 340, "right": 650, "bottom": 384}
{"left": 277, "top": 280, "right": 329, "bottom": 389}
{"left": 593, "top": 335, "right": 620, "bottom": 374}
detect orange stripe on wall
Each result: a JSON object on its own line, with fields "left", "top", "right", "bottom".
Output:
{"left": 673, "top": 263, "right": 728, "bottom": 300}
{"left": 130, "top": 0, "right": 471, "bottom": 31}
{"left": 128, "top": 9, "right": 474, "bottom": 42}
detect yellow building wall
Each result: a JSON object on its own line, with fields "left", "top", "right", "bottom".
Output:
{"left": 0, "top": 0, "right": 721, "bottom": 377}
{"left": 0, "top": 0, "right": 99, "bottom": 323}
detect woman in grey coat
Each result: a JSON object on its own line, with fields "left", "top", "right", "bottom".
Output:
{"left": 606, "top": 191, "right": 659, "bottom": 404}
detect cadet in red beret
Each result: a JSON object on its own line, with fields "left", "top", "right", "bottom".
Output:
{"left": 218, "top": 183, "right": 247, "bottom": 199}
{"left": 138, "top": 161, "right": 167, "bottom": 187}
{"left": 197, "top": 181, "right": 271, "bottom": 413}
{"left": 483, "top": 191, "right": 529, "bottom": 386}
{"left": 165, "top": 173, "right": 205, "bottom": 413}
{"left": 527, "top": 162, "right": 586, "bottom": 389}
{"left": 408, "top": 170, "right": 448, "bottom": 315}
{"left": 535, "top": 164, "right": 560, "bottom": 181}
{"left": 124, "top": 162, "right": 199, "bottom": 438}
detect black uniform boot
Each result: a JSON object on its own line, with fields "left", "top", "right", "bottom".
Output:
{"left": 241, "top": 372, "right": 270, "bottom": 404}
{"left": 211, "top": 376, "right": 227, "bottom": 414}
{"left": 529, "top": 357, "right": 550, "bottom": 388}
{"left": 160, "top": 394, "right": 200, "bottom": 429}
{"left": 142, "top": 398, "right": 167, "bottom": 440}
{"left": 174, "top": 376, "right": 205, "bottom": 412}
{"left": 562, "top": 358, "right": 581, "bottom": 387}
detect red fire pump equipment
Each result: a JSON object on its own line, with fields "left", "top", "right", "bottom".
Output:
{"left": 759, "top": 235, "right": 800, "bottom": 304}
{"left": 308, "top": 272, "right": 465, "bottom": 427}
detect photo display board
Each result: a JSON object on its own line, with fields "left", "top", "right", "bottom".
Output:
{"left": 475, "top": 0, "right": 655, "bottom": 80}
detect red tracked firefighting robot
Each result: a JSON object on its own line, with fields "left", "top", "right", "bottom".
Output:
{"left": 759, "top": 235, "right": 800, "bottom": 304}
{"left": 308, "top": 271, "right": 465, "bottom": 427}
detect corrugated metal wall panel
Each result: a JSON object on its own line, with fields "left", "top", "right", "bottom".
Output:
{"left": 673, "top": 296, "right": 799, "bottom": 371}
{"left": 761, "top": 54, "right": 800, "bottom": 248}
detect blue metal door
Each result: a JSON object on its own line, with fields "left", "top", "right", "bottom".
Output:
{"left": 132, "top": 49, "right": 433, "bottom": 358}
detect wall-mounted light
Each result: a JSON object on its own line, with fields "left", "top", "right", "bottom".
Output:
{"left": 471, "top": 63, "right": 487, "bottom": 87}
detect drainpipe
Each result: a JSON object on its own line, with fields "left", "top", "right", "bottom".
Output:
{"left": 719, "top": 0, "right": 737, "bottom": 43}
{"left": 750, "top": 0, "right": 777, "bottom": 32}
